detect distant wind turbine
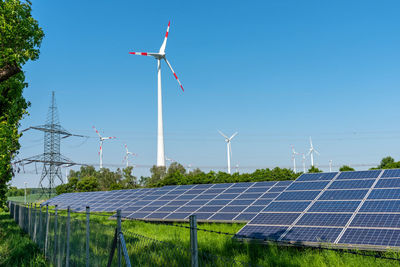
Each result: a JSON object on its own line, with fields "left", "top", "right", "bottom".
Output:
{"left": 291, "top": 145, "right": 299, "bottom": 173}
{"left": 218, "top": 130, "right": 238, "bottom": 174}
{"left": 129, "top": 21, "right": 184, "bottom": 167}
{"left": 307, "top": 136, "right": 320, "bottom": 167}
{"left": 93, "top": 126, "right": 116, "bottom": 169}
{"left": 123, "top": 144, "right": 136, "bottom": 167}
{"left": 329, "top": 160, "right": 333, "bottom": 172}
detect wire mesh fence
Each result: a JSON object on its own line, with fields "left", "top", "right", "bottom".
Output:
{"left": 8, "top": 201, "right": 251, "bottom": 267}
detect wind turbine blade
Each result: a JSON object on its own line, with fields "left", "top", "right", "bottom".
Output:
{"left": 218, "top": 130, "right": 229, "bottom": 139}
{"left": 314, "top": 149, "right": 320, "bottom": 155}
{"left": 92, "top": 126, "right": 102, "bottom": 138}
{"left": 309, "top": 136, "right": 313, "bottom": 147}
{"left": 159, "top": 21, "right": 170, "bottom": 54}
{"left": 229, "top": 142, "right": 232, "bottom": 159}
{"left": 229, "top": 132, "right": 238, "bottom": 140}
{"left": 163, "top": 58, "right": 184, "bottom": 91}
{"left": 103, "top": 136, "right": 116, "bottom": 140}
{"left": 129, "top": 52, "right": 160, "bottom": 57}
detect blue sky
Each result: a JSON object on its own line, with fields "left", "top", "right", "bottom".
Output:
{"left": 13, "top": 0, "right": 400, "bottom": 187}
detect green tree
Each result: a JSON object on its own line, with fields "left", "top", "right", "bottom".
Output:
{"left": 372, "top": 156, "right": 400, "bottom": 169}
{"left": 122, "top": 166, "right": 138, "bottom": 188}
{"left": 339, "top": 165, "right": 355, "bottom": 172}
{"left": 308, "top": 166, "right": 322, "bottom": 173}
{"left": 147, "top": 165, "right": 166, "bottom": 186}
{"left": 76, "top": 176, "right": 99, "bottom": 192}
{"left": 0, "top": 0, "right": 44, "bottom": 208}
{"left": 167, "top": 162, "right": 186, "bottom": 176}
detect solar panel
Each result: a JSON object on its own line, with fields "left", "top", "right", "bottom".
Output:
{"left": 236, "top": 168, "right": 400, "bottom": 249}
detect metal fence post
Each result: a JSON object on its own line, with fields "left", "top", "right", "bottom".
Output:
{"left": 45, "top": 204, "right": 49, "bottom": 257}
{"left": 33, "top": 204, "right": 37, "bottom": 242}
{"left": 28, "top": 203, "right": 32, "bottom": 236}
{"left": 86, "top": 206, "right": 90, "bottom": 267}
{"left": 66, "top": 206, "right": 71, "bottom": 267}
{"left": 54, "top": 205, "right": 58, "bottom": 264}
{"left": 190, "top": 215, "right": 198, "bottom": 267}
{"left": 117, "top": 209, "right": 121, "bottom": 267}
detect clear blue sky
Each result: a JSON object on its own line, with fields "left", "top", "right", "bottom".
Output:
{"left": 13, "top": 0, "right": 400, "bottom": 188}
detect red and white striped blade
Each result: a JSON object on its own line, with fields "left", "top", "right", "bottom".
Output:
{"left": 163, "top": 58, "right": 184, "bottom": 91}
{"left": 92, "top": 126, "right": 101, "bottom": 138}
{"left": 129, "top": 52, "right": 160, "bottom": 57}
{"left": 99, "top": 144, "right": 102, "bottom": 155}
{"left": 159, "top": 21, "right": 170, "bottom": 54}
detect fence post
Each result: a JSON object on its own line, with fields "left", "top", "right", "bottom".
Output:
{"left": 86, "top": 206, "right": 90, "bottom": 267}
{"left": 117, "top": 209, "right": 121, "bottom": 267}
{"left": 29, "top": 203, "right": 32, "bottom": 235}
{"left": 66, "top": 206, "right": 71, "bottom": 267}
{"left": 33, "top": 204, "right": 37, "bottom": 242}
{"left": 45, "top": 204, "right": 49, "bottom": 257}
{"left": 54, "top": 205, "right": 58, "bottom": 264}
{"left": 38, "top": 205, "right": 42, "bottom": 249}
{"left": 190, "top": 215, "right": 198, "bottom": 267}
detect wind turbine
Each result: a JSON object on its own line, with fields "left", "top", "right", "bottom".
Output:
{"left": 329, "top": 160, "right": 333, "bottom": 172}
{"left": 129, "top": 21, "right": 184, "bottom": 167}
{"left": 302, "top": 153, "right": 306, "bottom": 173}
{"left": 307, "top": 136, "right": 320, "bottom": 167}
{"left": 92, "top": 126, "right": 116, "bottom": 169}
{"left": 291, "top": 145, "right": 299, "bottom": 173}
{"left": 123, "top": 144, "right": 136, "bottom": 167}
{"left": 218, "top": 130, "right": 238, "bottom": 174}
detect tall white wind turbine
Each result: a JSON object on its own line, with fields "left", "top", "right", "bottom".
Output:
{"left": 124, "top": 144, "right": 136, "bottom": 167}
{"left": 329, "top": 160, "right": 333, "bottom": 172}
{"left": 302, "top": 153, "right": 306, "bottom": 173}
{"left": 307, "top": 136, "right": 320, "bottom": 167}
{"left": 218, "top": 130, "right": 238, "bottom": 174}
{"left": 291, "top": 145, "right": 300, "bottom": 173}
{"left": 129, "top": 21, "right": 184, "bottom": 167}
{"left": 93, "top": 126, "right": 116, "bottom": 169}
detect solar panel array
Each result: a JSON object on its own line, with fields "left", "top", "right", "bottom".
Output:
{"left": 236, "top": 169, "right": 400, "bottom": 249}
{"left": 42, "top": 180, "right": 293, "bottom": 222}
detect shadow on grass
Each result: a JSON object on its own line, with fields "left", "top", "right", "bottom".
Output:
{"left": 0, "top": 212, "right": 48, "bottom": 267}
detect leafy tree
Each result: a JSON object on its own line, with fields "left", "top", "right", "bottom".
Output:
{"left": 167, "top": 162, "right": 186, "bottom": 176}
{"left": 76, "top": 176, "right": 99, "bottom": 192}
{"left": 371, "top": 156, "right": 400, "bottom": 169}
{"left": 122, "top": 166, "right": 138, "bottom": 188}
{"left": 308, "top": 166, "right": 322, "bottom": 173}
{"left": 147, "top": 165, "right": 166, "bottom": 186}
{"left": 0, "top": 0, "right": 44, "bottom": 208}
{"left": 339, "top": 165, "right": 355, "bottom": 172}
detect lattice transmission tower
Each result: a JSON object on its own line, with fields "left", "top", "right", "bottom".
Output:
{"left": 15, "top": 92, "right": 86, "bottom": 197}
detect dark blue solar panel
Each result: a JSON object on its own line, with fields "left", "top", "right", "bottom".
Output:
{"left": 127, "top": 212, "right": 151, "bottom": 219}
{"left": 204, "top": 189, "right": 225, "bottom": 194}
{"left": 337, "top": 170, "right": 381, "bottom": 180}
{"left": 215, "top": 194, "right": 239, "bottom": 200}
{"left": 197, "top": 206, "right": 223, "bottom": 212}
{"left": 263, "top": 201, "right": 310, "bottom": 212}
{"left": 381, "top": 169, "right": 400, "bottom": 178}
{"left": 253, "top": 181, "right": 277, "bottom": 187}
{"left": 176, "top": 206, "right": 200, "bottom": 212}
{"left": 243, "top": 206, "right": 265, "bottom": 212}
{"left": 186, "top": 200, "right": 209, "bottom": 206}
{"left": 165, "top": 213, "right": 190, "bottom": 220}
{"left": 193, "top": 213, "right": 213, "bottom": 220}
{"left": 245, "top": 187, "right": 270, "bottom": 193}
{"left": 339, "top": 228, "right": 400, "bottom": 247}
{"left": 176, "top": 194, "right": 196, "bottom": 200}
{"left": 232, "top": 182, "right": 255, "bottom": 188}
{"left": 184, "top": 189, "right": 205, "bottom": 195}
{"left": 236, "top": 225, "right": 288, "bottom": 240}
{"left": 350, "top": 214, "right": 400, "bottom": 228}
{"left": 211, "top": 183, "right": 234, "bottom": 189}
{"left": 286, "top": 181, "right": 329, "bottom": 191}
{"left": 251, "top": 213, "right": 300, "bottom": 225}
{"left": 368, "top": 189, "right": 400, "bottom": 199}
{"left": 166, "top": 200, "right": 188, "bottom": 206}
{"left": 236, "top": 193, "right": 263, "bottom": 199}
{"left": 235, "top": 213, "right": 257, "bottom": 221}
{"left": 260, "top": 193, "right": 280, "bottom": 199}
{"left": 157, "top": 206, "right": 179, "bottom": 212}
{"left": 229, "top": 199, "right": 254, "bottom": 205}
{"left": 328, "top": 179, "right": 375, "bottom": 190}
{"left": 195, "top": 194, "right": 215, "bottom": 200}
{"left": 252, "top": 199, "right": 272, "bottom": 206}
{"left": 276, "top": 181, "right": 294, "bottom": 186}
{"left": 282, "top": 227, "right": 342, "bottom": 243}
{"left": 194, "top": 184, "right": 213, "bottom": 189}
{"left": 309, "top": 201, "right": 360, "bottom": 212}
{"left": 146, "top": 213, "right": 169, "bottom": 219}
{"left": 207, "top": 200, "right": 231, "bottom": 205}
{"left": 297, "top": 213, "right": 351, "bottom": 227}
{"left": 220, "top": 206, "right": 247, "bottom": 212}
{"left": 268, "top": 187, "right": 286, "bottom": 192}
{"left": 138, "top": 206, "right": 159, "bottom": 212}
{"left": 296, "top": 172, "right": 338, "bottom": 182}
{"left": 360, "top": 200, "right": 400, "bottom": 212}
{"left": 225, "top": 188, "right": 246, "bottom": 194}
{"left": 319, "top": 190, "right": 368, "bottom": 200}
{"left": 209, "top": 213, "right": 237, "bottom": 221}
{"left": 375, "top": 179, "right": 400, "bottom": 189}
{"left": 277, "top": 191, "right": 320, "bottom": 201}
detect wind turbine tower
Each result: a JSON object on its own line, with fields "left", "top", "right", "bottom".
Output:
{"left": 93, "top": 126, "right": 116, "bottom": 169}
{"left": 218, "top": 130, "right": 238, "bottom": 174}
{"left": 129, "top": 21, "right": 184, "bottom": 167}
{"left": 124, "top": 144, "right": 136, "bottom": 167}
{"left": 291, "top": 145, "right": 299, "bottom": 173}
{"left": 307, "top": 137, "right": 320, "bottom": 167}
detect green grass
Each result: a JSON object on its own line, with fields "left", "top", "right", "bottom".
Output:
{"left": 0, "top": 209, "right": 48, "bottom": 267}
{"left": 8, "top": 205, "right": 400, "bottom": 266}
{"left": 7, "top": 193, "right": 56, "bottom": 204}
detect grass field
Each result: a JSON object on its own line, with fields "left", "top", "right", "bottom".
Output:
{"left": 7, "top": 193, "right": 56, "bottom": 204}
{"left": 0, "top": 209, "right": 48, "bottom": 266}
